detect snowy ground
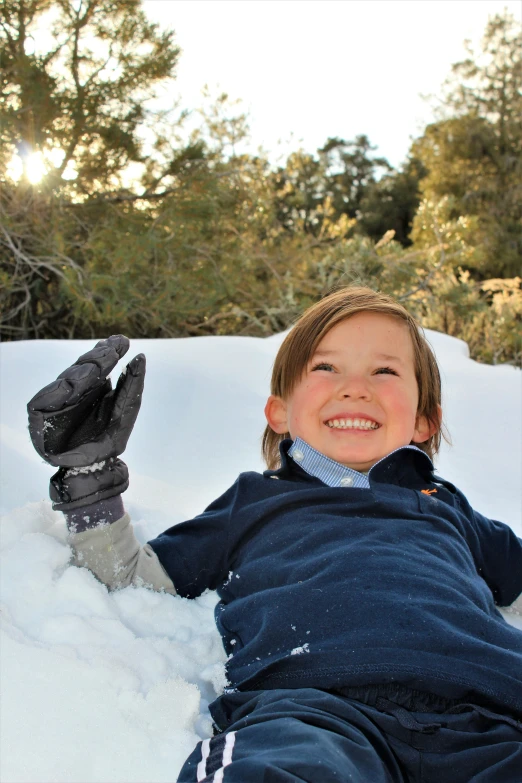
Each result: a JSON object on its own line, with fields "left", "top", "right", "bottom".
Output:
{"left": 1, "top": 330, "right": 521, "bottom": 783}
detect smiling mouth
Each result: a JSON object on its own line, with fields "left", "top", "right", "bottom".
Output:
{"left": 325, "top": 418, "right": 380, "bottom": 430}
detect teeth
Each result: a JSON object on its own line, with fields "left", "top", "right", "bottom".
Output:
{"left": 326, "top": 418, "right": 379, "bottom": 430}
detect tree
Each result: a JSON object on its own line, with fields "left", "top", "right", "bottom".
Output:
{"left": 271, "top": 135, "right": 392, "bottom": 239}
{"left": 0, "top": 0, "right": 188, "bottom": 339}
{"left": 412, "top": 11, "right": 522, "bottom": 277}
{"left": 270, "top": 150, "right": 326, "bottom": 234}
{"left": 319, "top": 135, "right": 392, "bottom": 221}
{"left": 2, "top": 3, "right": 520, "bottom": 364}
{"left": 357, "top": 156, "right": 426, "bottom": 247}
{"left": 0, "top": 0, "right": 181, "bottom": 196}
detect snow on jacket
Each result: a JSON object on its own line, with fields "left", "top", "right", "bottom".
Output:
{"left": 148, "top": 441, "right": 522, "bottom": 715}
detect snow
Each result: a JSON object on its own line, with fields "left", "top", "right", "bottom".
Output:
{"left": 65, "top": 461, "right": 107, "bottom": 476}
{"left": 290, "top": 643, "right": 310, "bottom": 656}
{"left": 1, "top": 329, "right": 521, "bottom": 782}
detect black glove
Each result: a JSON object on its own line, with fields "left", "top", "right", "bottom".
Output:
{"left": 27, "top": 335, "right": 145, "bottom": 511}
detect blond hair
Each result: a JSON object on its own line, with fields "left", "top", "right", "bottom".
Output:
{"left": 262, "top": 286, "right": 445, "bottom": 469}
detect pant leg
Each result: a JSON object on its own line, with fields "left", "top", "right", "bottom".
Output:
{"left": 414, "top": 704, "right": 522, "bottom": 783}
{"left": 349, "top": 699, "right": 522, "bottom": 783}
{"left": 177, "top": 688, "right": 407, "bottom": 783}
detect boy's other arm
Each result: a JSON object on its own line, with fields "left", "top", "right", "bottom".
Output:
{"left": 65, "top": 496, "right": 176, "bottom": 594}
{"left": 466, "top": 505, "right": 522, "bottom": 610}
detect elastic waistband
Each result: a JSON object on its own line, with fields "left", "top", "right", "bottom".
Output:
{"left": 333, "top": 683, "right": 466, "bottom": 714}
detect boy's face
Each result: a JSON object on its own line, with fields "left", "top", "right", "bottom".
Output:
{"left": 265, "top": 312, "right": 437, "bottom": 472}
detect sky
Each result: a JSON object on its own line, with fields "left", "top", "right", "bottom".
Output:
{"left": 143, "top": 0, "right": 521, "bottom": 169}
{"left": 1, "top": 330, "right": 521, "bottom": 781}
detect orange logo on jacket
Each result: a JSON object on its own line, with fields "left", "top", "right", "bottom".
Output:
{"left": 421, "top": 488, "right": 437, "bottom": 495}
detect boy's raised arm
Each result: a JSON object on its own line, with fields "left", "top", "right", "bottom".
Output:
{"left": 66, "top": 499, "right": 176, "bottom": 594}
{"left": 27, "top": 334, "right": 142, "bottom": 509}
{"left": 27, "top": 336, "right": 175, "bottom": 594}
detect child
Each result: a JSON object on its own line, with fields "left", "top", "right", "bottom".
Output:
{"left": 28, "top": 286, "right": 522, "bottom": 782}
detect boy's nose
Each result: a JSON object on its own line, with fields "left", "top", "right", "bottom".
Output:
{"left": 338, "top": 376, "right": 372, "bottom": 399}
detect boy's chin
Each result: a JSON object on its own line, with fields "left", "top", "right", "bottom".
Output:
{"left": 340, "top": 460, "right": 377, "bottom": 473}
{"left": 326, "top": 450, "right": 379, "bottom": 473}
{"left": 322, "top": 442, "right": 389, "bottom": 473}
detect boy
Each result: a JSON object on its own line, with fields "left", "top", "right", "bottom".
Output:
{"left": 28, "top": 287, "right": 522, "bottom": 782}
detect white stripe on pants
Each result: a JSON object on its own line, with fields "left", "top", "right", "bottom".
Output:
{"left": 196, "top": 738, "right": 210, "bottom": 782}
{"left": 196, "top": 732, "right": 236, "bottom": 782}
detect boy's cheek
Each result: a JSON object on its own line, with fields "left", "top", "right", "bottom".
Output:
{"left": 300, "top": 377, "right": 329, "bottom": 399}
{"left": 288, "top": 411, "right": 303, "bottom": 433}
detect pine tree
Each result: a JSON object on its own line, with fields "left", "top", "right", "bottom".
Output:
{"left": 412, "top": 11, "right": 522, "bottom": 277}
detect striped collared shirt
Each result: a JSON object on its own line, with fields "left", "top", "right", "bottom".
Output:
{"left": 288, "top": 437, "right": 425, "bottom": 489}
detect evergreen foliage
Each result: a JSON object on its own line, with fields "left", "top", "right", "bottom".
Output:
{"left": 1, "top": 3, "right": 520, "bottom": 366}
{"left": 412, "top": 12, "right": 522, "bottom": 277}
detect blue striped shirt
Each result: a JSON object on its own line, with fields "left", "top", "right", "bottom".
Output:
{"left": 288, "top": 437, "right": 426, "bottom": 489}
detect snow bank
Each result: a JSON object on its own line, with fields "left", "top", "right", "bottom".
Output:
{"left": 0, "top": 330, "right": 520, "bottom": 781}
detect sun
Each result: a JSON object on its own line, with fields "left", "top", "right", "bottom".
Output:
{"left": 6, "top": 150, "right": 46, "bottom": 185}
{"left": 25, "top": 152, "right": 48, "bottom": 185}
{"left": 5, "top": 147, "right": 77, "bottom": 185}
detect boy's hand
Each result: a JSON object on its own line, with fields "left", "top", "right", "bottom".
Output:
{"left": 27, "top": 335, "right": 146, "bottom": 510}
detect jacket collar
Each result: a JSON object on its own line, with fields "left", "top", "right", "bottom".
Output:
{"left": 264, "top": 438, "right": 435, "bottom": 489}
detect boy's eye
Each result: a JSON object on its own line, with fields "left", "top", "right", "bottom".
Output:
{"left": 311, "top": 362, "right": 335, "bottom": 372}
{"left": 375, "top": 366, "right": 398, "bottom": 375}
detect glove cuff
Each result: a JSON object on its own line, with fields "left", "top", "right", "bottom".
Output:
{"left": 50, "top": 458, "right": 129, "bottom": 511}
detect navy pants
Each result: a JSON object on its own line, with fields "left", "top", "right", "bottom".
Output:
{"left": 177, "top": 686, "right": 522, "bottom": 783}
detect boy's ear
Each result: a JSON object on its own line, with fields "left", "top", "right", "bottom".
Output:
{"left": 264, "top": 395, "right": 288, "bottom": 434}
{"left": 412, "top": 404, "right": 442, "bottom": 444}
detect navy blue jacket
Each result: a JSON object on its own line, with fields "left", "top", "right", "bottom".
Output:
{"left": 149, "top": 442, "right": 522, "bottom": 715}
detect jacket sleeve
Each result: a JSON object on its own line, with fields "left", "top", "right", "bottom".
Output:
{"left": 147, "top": 478, "right": 241, "bottom": 598}
{"left": 465, "top": 503, "right": 522, "bottom": 608}
{"left": 68, "top": 513, "right": 176, "bottom": 594}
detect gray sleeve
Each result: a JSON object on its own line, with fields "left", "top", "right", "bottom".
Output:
{"left": 68, "top": 513, "right": 176, "bottom": 594}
